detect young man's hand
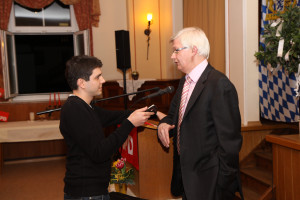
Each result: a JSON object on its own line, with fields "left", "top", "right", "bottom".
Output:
{"left": 128, "top": 107, "right": 154, "bottom": 127}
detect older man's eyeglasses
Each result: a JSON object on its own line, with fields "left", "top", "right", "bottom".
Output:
{"left": 173, "top": 47, "right": 188, "bottom": 54}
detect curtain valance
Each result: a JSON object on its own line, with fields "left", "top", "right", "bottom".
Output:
{"left": 0, "top": 0, "right": 100, "bottom": 30}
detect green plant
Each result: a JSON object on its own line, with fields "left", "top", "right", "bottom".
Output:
{"left": 254, "top": 5, "right": 300, "bottom": 74}
{"left": 110, "top": 157, "right": 134, "bottom": 185}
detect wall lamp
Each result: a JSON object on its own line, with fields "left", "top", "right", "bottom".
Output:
{"left": 144, "top": 13, "right": 152, "bottom": 60}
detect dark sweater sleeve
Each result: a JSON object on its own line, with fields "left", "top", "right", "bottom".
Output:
{"left": 60, "top": 100, "right": 135, "bottom": 163}
{"left": 93, "top": 105, "right": 132, "bottom": 127}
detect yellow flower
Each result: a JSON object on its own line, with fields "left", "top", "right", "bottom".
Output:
{"left": 110, "top": 157, "right": 135, "bottom": 185}
{"left": 112, "top": 161, "right": 118, "bottom": 167}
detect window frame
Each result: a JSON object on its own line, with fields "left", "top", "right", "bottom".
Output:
{"left": 0, "top": 30, "right": 19, "bottom": 99}
{"left": 1, "top": 3, "right": 90, "bottom": 102}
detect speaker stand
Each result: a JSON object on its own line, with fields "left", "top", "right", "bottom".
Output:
{"left": 122, "top": 68, "right": 128, "bottom": 110}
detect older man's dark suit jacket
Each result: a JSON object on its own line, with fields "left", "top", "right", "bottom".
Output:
{"left": 160, "top": 64, "right": 243, "bottom": 200}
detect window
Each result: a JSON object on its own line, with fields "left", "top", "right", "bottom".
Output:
{"left": 15, "top": 34, "right": 73, "bottom": 94}
{"left": 0, "top": 1, "right": 90, "bottom": 100}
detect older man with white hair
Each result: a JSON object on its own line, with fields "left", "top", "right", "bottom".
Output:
{"left": 158, "top": 27, "right": 244, "bottom": 200}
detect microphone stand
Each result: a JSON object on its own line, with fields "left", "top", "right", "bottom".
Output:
{"left": 36, "top": 87, "right": 160, "bottom": 115}
{"left": 122, "top": 68, "right": 128, "bottom": 110}
{"left": 129, "top": 96, "right": 146, "bottom": 109}
{"left": 129, "top": 86, "right": 174, "bottom": 109}
{"left": 94, "top": 87, "right": 160, "bottom": 103}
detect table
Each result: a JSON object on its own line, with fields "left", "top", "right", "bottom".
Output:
{"left": 0, "top": 120, "right": 61, "bottom": 173}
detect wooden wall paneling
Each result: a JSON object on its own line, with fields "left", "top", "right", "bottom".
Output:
{"left": 3, "top": 140, "right": 66, "bottom": 161}
{"left": 277, "top": 146, "right": 300, "bottom": 200}
{"left": 99, "top": 81, "right": 124, "bottom": 110}
{"left": 277, "top": 145, "right": 285, "bottom": 200}
{"left": 138, "top": 125, "right": 174, "bottom": 200}
{"left": 0, "top": 102, "right": 63, "bottom": 122}
{"left": 183, "top": 0, "right": 225, "bottom": 73}
{"left": 0, "top": 144, "right": 2, "bottom": 171}
{"left": 283, "top": 147, "right": 293, "bottom": 200}
{"left": 292, "top": 150, "right": 300, "bottom": 200}
{"left": 99, "top": 79, "right": 180, "bottom": 113}
{"left": 272, "top": 144, "right": 279, "bottom": 199}
{"left": 267, "top": 134, "right": 300, "bottom": 200}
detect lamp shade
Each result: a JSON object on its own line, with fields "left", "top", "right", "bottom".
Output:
{"left": 147, "top": 13, "right": 152, "bottom": 21}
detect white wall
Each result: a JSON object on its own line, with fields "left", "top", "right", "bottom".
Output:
{"left": 244, "top": 0, "right": 259, "bottom": 123}
{"left": 93, "top": 0, "right": 183, "bottom": 81}
{"left": 227, "top": 0, "right": 259, "bottom": 125}
{"left": 93, "top": 0, "right": 128, "bottom": 81}
{"left": 170, "top": 0, "right": 184, "bottom": 79}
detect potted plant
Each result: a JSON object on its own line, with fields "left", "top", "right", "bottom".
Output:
{"left": 254, "top": 5, "right": 300, "bottom": 75}
{"left": 110, "top": 157, "right": 134, "bottom": 194}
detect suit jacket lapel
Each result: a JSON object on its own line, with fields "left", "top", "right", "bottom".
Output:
{"left": 183, "top": 64, "right": 213, "bottom": 119}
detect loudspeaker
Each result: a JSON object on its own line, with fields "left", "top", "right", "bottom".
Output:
{"left": 115, "top": 30, "right": 131, "bottom": 70}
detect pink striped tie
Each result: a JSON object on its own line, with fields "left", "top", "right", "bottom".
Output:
{"left": 177, "top": 76, "right": 192, "bottom": 154}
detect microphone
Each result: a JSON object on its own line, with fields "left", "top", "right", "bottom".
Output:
{"left": 140, "top": 86, "right": 174, "bottom": 100}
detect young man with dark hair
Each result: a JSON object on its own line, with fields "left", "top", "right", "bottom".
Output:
{"left": 60, "top": 55, "right": 153, "bottom": 200}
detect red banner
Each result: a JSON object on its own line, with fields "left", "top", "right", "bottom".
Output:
{"left": 120, "top": 127, "right": 139, "bottom": 170}
{"left": 0, "top": 111, "right": 9, "bottom": 122}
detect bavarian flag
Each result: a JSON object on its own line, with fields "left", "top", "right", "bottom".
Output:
{"left": 258, "top": 0, "right": 300, "bottom": 122}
